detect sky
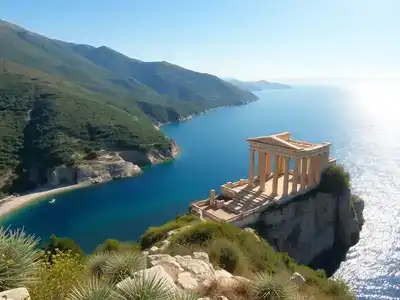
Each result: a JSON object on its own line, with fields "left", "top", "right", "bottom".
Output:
{"left": 1, "top": 0, "right": 400, "bottom": 80}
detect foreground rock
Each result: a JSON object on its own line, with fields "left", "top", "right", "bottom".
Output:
{"left": 0, "top": 287, "right": 30, "bottom": 300}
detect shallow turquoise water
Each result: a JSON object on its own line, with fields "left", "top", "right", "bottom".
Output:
{"left": 2, "top": 83, "right": 399, "bottom": 299}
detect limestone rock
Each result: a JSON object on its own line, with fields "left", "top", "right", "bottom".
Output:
{"left": 177, "top": 272, "right": 199, "bottom": 290}
{"left": 290, "top": 272, "right": 306, "bottom": 285}
{"left": 167, "top": 230, "right": 177, "bottom": 237}
{"left": 149, "top": 246, "right": 159, "bottom": 254}
{"left": 214, "top": 269, "right": 233, "bottom": 279}
{"left": 175, "top": 255, "right": 215, "bottom": 282}
{"left": 147, "top": 254, "right": 184, "bottom": 280}
{"left": 197, "top": 298, "right": 211, "bottom": 300}
{"left": 0, "top": 287, "right": 30, "bottom": 300}
{"left": 131, "top": 265, "right": 176, "bottom": 290}
{"left": 193, "top": 252, "right": 210, "bottom": 263}
{"left": 160, "top": 239, "right": 170, "bottom": 250}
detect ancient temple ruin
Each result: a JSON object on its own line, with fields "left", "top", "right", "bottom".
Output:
{"left": 191, "top": 132, "right": 336, "bottom": 225}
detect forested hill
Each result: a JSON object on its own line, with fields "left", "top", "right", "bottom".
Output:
{"left": 0, "top": 20, "right": 257, "bottom": 195}
{"left": 0, "top": 20, "right": 257, "bottom": 123}
{"left": 0, "top": 61, "right": 171, "bottom": 194}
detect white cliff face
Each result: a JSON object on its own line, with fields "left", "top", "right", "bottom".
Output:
{"left": 47, "top": 152, "right": 141, "bottom": 186}
{"left": 257, "top": 189, "right": 364, "bottom": 265}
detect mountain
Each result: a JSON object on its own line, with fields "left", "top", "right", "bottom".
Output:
{"left": 227, "top": 79, "right": 291, "bottom": 91}
{"left": 0, "top": 20, "right": 257, "bottom": 195}
{"left": 0, "top": 20, "right": 257, "bottom": 123}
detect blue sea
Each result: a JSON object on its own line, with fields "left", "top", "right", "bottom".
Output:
{"left": 2, "top": 81, "right": 399, "bottom": 299}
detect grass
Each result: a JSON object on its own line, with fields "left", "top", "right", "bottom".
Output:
{"left": 139, "top": 214, "right": 197, "bottom": 249}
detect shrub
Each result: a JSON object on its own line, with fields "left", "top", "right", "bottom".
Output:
{"left": 85, "top": 151, "right": 98, "bottom": 160}
{"left": 321, "top": 279, "right": 356, "bottom": 300}
{"left": 113, "top": 274, "right": 171, "bottom": 300}
{"left": 251, "top": 272, "right": 297, "bottom": 300}
{"left": 94, "top": 239, "right": 140, "bottom": 253}
{"left": 66, "top": 279, "right": 115, "bottom": 300}
{"left": 0, "top": 228, "right": 41, "bottom": 291}
{"left": 139, "top": 214, "right": 196, "bottom": 249}
{"left": 208, "top": 239, "right": 247, "bottom": 274}
{"left": 102, "top": 252, "right": 146, "bottom": 283}
{"left": 29, "top": 249, "right": 85, "bottom": 300}
{"left": 319, "top": 165, "right": 350, "bottom": 196}
{"left": 42, "top": 234, "right": 85, "bottom": 257}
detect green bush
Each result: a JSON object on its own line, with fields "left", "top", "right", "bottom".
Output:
{"left": 139, "top": 214, "right": 196, "bottom": 249}
{"left": 42, "top": 234, "right": 85, "bottom": 257}
{"left": 319, "top": 165, "right": 350, "bottom": 196}
{"left": 208, "top": 239, "right": 247, "bottom": 274}
{"left": 169, "top": 221, "right": 280, "bottom": 275}
{"left": 66, "top": 279, "right": 115, "bottom": 300}
{"left": 29, "top": 249, "right": 85, "bottom": 300}
{"left": 321, "top": 279, "right": 355, "bottom": 300}
{"left": 94, "top": 239, "right": 140, "bottom": 253}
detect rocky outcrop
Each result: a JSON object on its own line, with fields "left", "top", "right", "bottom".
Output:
{"left": 255, "top": 188, "right": 364, "bottom": 265}
{"left": 46, "top": 152, "right": 141, "bottom": 186}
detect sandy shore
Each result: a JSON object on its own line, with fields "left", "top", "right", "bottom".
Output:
{"left": 0, "top": 183, "right": 92, "bottom": 218}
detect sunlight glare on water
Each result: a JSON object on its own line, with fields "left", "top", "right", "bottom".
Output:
{"left": 333, "top": 80, "right": 400, "bottom": 300}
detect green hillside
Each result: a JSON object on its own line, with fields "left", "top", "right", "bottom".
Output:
{"left": 0, "top": 20, "right": 257, "bottom": 123}
{"left": 0, "top": 61, "right": 170, "bottom": 193}
{"left": 0, "top": 19, "right": 258, "bottom": 194}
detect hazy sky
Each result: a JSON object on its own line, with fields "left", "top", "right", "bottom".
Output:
{"left": 1, "top": 0, "right": 399, "bottom": 80}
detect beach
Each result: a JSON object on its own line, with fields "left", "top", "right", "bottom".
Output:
{"left": 0, "top": 183, "right": 91, "bottom": 218}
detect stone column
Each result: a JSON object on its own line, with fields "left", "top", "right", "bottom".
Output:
{"left": 314, "top": 154, "right": 321, "bottom": 183}
{"left": 307, "top": 157, "right": 315, "bottom": 187}
{"left": 248, "top": 150, "right": 255, "bottom": 188}
{"left": 258, "top": 152, "right": 266, "bottom": 191}
{"left": 300, "top": 157, "right": 307, "bottom": 190}
{"left": 283, "top": 156, "right": 290, "bottom": 196}
{"left": 265, "top": 152, "right": 271, "bottom": 179}
{"left": 291, "top": 158, "right": 300, "bottom": 194}
{"left": 272, "top": 154, "right": 279, "bottom": 196}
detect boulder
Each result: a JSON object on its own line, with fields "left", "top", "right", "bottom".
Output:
{"left": 0, "top": 287, "right": 30, "bottom": 300}
{"left": 167, "top": 230, "right": 177, "bottom": 237}
{"left": 130, "top": 265, "right": 176, "bottom": 290}
{"left": 193, "top": 252, "right": 210, "bottom": 263}
{"left": 214, "top": 269, "right": 233, "bottom": 279}
{"left": 177, "top": 272, "right": 199, "bottom": 290}
{"left": 290, "top": 272, "right": 306, "bottom": 285}
{"left": 147, "top": 254, "right": 184, "bottom": 280}
{"left": 175, "top": 255, "right": 215, "bottom": 282}
{"left": 149, "top": 246, "right": 159, "bottom": 254}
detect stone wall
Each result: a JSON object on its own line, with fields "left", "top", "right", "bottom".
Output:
{"left": 255, "top": 188, "right": 364, "bottom": 265}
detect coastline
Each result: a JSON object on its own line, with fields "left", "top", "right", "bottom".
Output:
{"left": 0, "top": 182, "right": 92, "bottom": 219}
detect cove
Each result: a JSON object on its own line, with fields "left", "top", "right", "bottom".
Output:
{"left": 2, "top": 83, "right": 400, "bottom": 299}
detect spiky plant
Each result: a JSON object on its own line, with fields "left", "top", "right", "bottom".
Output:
{"left": 113, "top": 273, "right": 171, "bottom": 300}
{"left": 168, "top": 290, "right": 202, "bottom": 300}
{"left": 87, "top": 251, "right": 111, "bottom": 279}
{"left": 103, "top": 252, "right": 146, "bottom": 283}
{"left": 0, "top": 227, "right": 41, "bottom": 291}
{"left": 66, "top": 279, "right": 116, "bottom": 300}
{"left": 251, "top": 272, "right": 297, "bottom": 300}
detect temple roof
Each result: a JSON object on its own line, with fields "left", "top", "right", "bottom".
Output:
{"left": 247, "top": 132, "right": 330, "bottom": 152}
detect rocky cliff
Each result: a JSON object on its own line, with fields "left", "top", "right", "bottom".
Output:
{"left": 255, "top": 188, "right": 364, "bottom": 266}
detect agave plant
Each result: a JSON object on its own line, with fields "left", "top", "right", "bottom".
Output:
{"left": 103, "top": 252, "right": 146, "bottom": 283}
{"left": 0, "top": 227, "right": 41, "bottom": 291}
{"left": 66, "top": 279, "right": 116, "bottom": 300}
{"left": 113, "top": 273, "right": 171, "bottom": 300}
{"left": 251, "top": 272, "right": 297, "bottom": 300}
{"left": 87, "top": 251, "right": 111, "bottom": 278}
{"left": 168, "top": 290, "right": 202, "bottom": 300}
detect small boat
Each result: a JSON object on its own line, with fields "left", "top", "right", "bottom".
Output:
{"left": 49, "top": 198, "right": 56, "bottom": 204}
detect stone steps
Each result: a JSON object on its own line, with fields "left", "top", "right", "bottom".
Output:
{"left": 226, "top": 190, "right": 274, "bottom": 214}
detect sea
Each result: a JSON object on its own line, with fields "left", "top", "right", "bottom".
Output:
{"left": 1, "top": 81, "right": 399, "bottom": 299}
